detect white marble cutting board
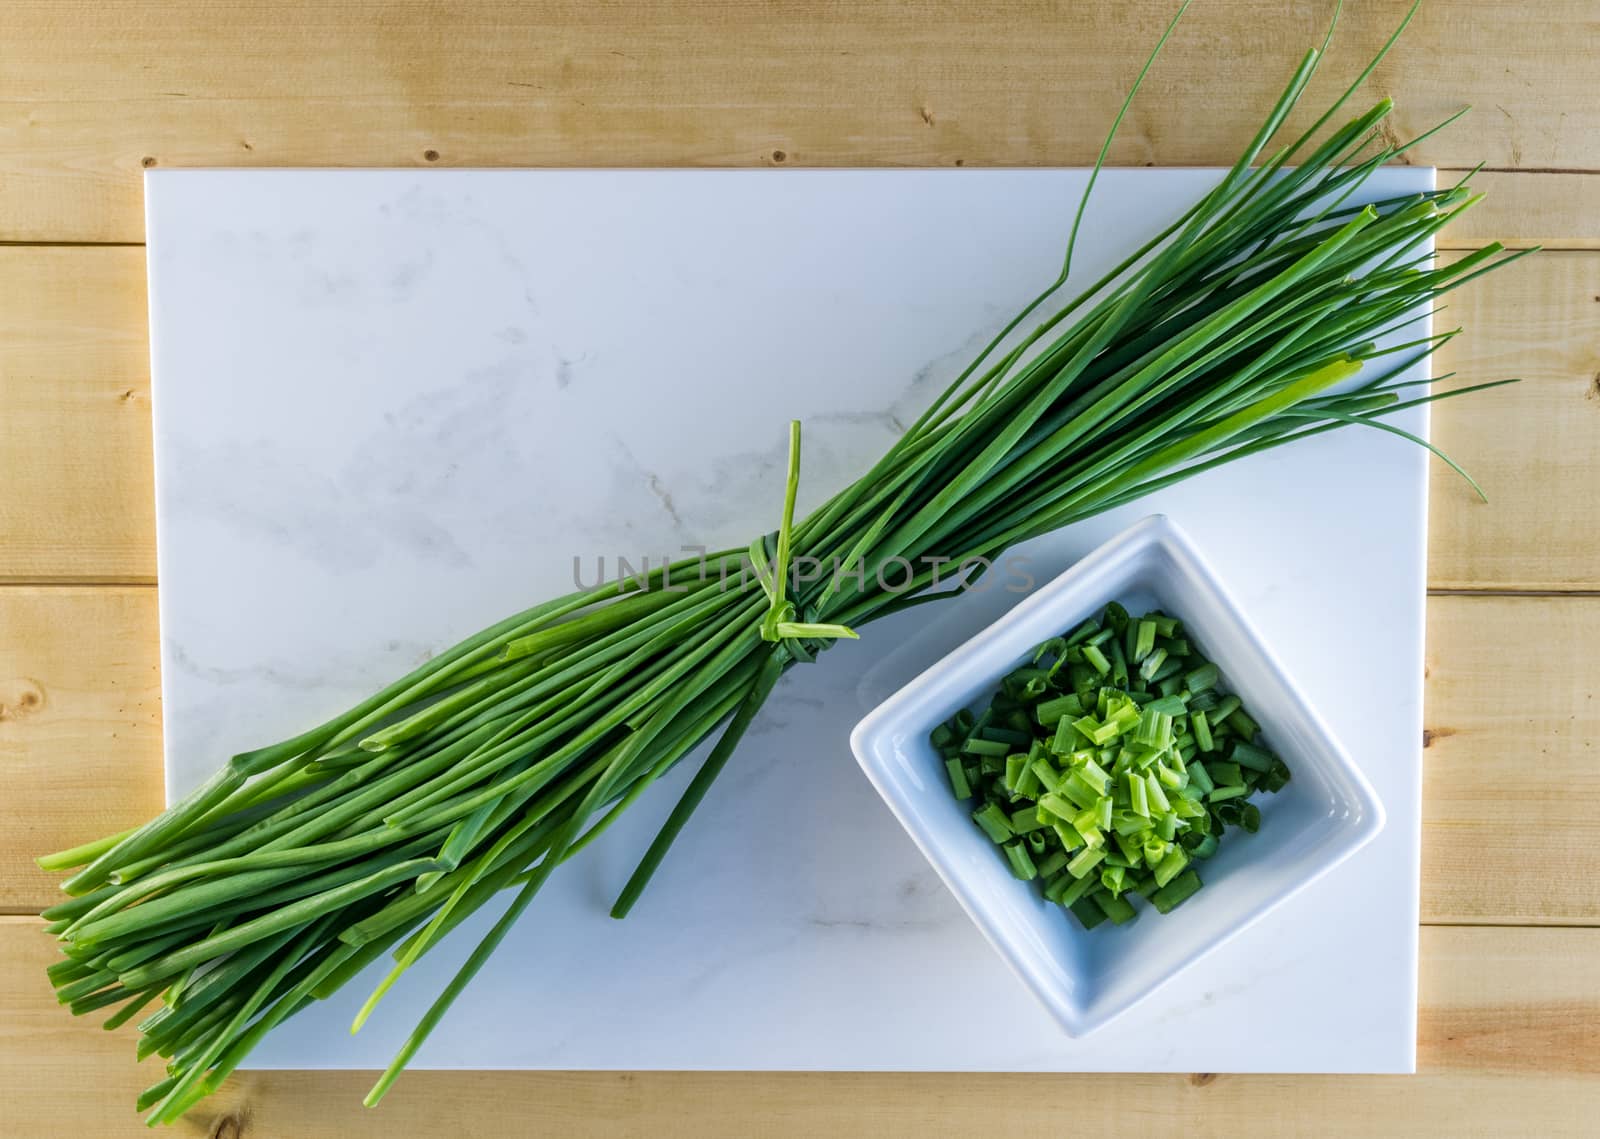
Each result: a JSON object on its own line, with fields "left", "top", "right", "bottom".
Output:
{"left": 145, "top": 167, "right": 1432, "bottom": 1072}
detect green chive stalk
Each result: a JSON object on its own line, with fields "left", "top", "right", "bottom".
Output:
{"left": 39, "top": 1, "right": 1528, "bottom": 1123}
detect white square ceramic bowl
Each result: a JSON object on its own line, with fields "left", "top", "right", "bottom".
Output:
{"left": 850, "top": 514, "right": 1385, "bottom": 1036}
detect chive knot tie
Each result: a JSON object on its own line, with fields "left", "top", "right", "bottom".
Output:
{"left": 749, "top": 421, "right": 859, "bottom": 662}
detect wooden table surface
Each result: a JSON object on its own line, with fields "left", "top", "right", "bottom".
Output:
{"left": 2, "top": 2, "right": 1596, "bottom": 1135}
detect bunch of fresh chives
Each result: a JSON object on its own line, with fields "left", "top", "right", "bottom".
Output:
{"left": 39, "top": 1, "right": 1528, "bottom": 1123}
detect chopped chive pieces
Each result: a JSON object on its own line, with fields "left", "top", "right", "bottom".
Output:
{"left": 1111, "top": 811, "right": 1147, "bottom": 837}
{"left": 1127, "top": 771, "right": 1149, "bottom": 818}
{"left": 1060, "top": 870, "right": 1098, "bottom": 907}
{"left": 1035, "top": 694, "right": 1081, "bottom": 726}
{"left": 1149, "top": 654, "right": 1185, "bottom": 683}
{"left": 1003, "top": 752, "right": 1027, "bottom": 793}
{"left": 1052, "top": 821, "right": 1084, "bottom": 852}
{"left": 1036, "top": 849, "right": 1069, "bottom": 879}
{"left": 1068, "top": 896, "right": 1108, "bottom": 930}
{"left": 1133, "top": 620, "right": 1157, "bottom": 662}
{"left": 1004, "top": 841, "right": 1038, "bottom": 881}
{"left": 1094, "top": 890, "right": 1138, "bottom": 925}
{"left": 1009, "top": 806, "right": 1049, "bottom": 834}
{"left": 1144, "top": 773, "right": 1171, "bottom": 814}
{"left": 1033, "top": 636, "right": 1067, "bottom": 664}
{"left": 1050, "top": 715, "right": 1078, "bottom": 755}
{"left": 1066, "top": 845, "right": 1105, "bottom": 879}
{"left": 1240, "top": 802, "right": 1262, "bottom": 833}
{"left": 1141, "top": 838, "right": 1167, "bottom": 867}
{"left": 1225, "top": 707, "right": 1260, "bottom": 742}
{"left": 945, "top": 758, "right": 972, "bottom": 800}
{"left": 1072, "top": 813, "right": 1104, "bottom": 850}
{"left": 1107, "top": 638, "right": 1130, "bottom": 688}
{"left": 1070, "top": 716, "right": 1112, "bottom": 747}
{"left": 1208, "top": 761, "right": 1243, "bottom": 787}
{"left": 938, "top": 602, "right": 1287, "bottom": 934}
{"left": 1171, "top": 794, "right": 1204, "bottom": 819}
{"left": 1079, "top": 757, "right": 1112, "bottom": 793}
{"left": 1061, "top": 773, "right": 1103, "bottom": 810}
{"left": 1064, "top": 618, "right": 1099, "bottom": 647}
{"left": 1115, "top": 830, "right": 1143, "bottom": 865}
{"left": 1037, "top": 791, "right": 1077, "bottom": 822}
{"left": 1153, "top": 848, "right": 1190, "bottom": 888}
{"left": 1184, "top": 662, "right": 1220, "bottom": 694}
{"left": 1152, "top": 869, "right": 1203, "bottom": 914}
{"left": 1231, "top": 740, "right": 1275, "bottom": 773}
{"left": 972, "top": 803, "right": 1013, "bottom": 843}
{"left": 1003, "top": 670, "right": 1049, "bottom": 702}
{"left": 1143, "top": 694, "right": 1188, "bottom": 717}
{"left": 1030, "top": 758, "right": 1063, "bottom": 793}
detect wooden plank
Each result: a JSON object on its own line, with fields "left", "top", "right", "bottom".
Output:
{"left": 1423, "top": 594, "right": 1600, "bottom": 924}
{"left": 0, "top": 244, "right": 1596, "bottom": 589}
{"left": 0, "top": 1, "right": 1596, "bottom": 243}
{"left": 3, "top": 918, "right": 1597, "bottom": 1136}
{"left": 1446, "top": 173, "right": 1600, "bottom": 250}
{"left": 6, "top": 589, "right": 1599, "bottom": 923}
{"left": 0, "top": 588, "right": 162, "bottom": 913}
{"left": 1430, "top": 251, "right": 1600, "bottom": 591}
{"left": 0, "top": 246, "right": 154, "bottom": 584}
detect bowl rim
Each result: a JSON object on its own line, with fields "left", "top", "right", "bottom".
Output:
{"left": 849, "top": 512, "right": 1387, "bottom": 1036}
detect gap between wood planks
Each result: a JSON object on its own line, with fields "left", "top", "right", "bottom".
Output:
{"left": 9, "top": 910, "right": 1599, "bottom": 926}
{"left": 7, "top": 582, "right": 1596, "bottom": 594}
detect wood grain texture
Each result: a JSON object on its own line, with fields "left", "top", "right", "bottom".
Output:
{"left": 0, "top": 588, "right": 163, "bottom": 913}
{"left": 0, "top": 1, "right": 1596, "bottom": 242}
{"left": 1450, "top": 173, "right": 1600, "bottom": 250}
{"left": 0, "top": 240, "right": 1593, "bottom": 588}
{"left": 1430, "top": 251, "right": 1600, "bottom": 591}
{"left": 7, "top": 590, "right": 1599, "bottom": 924}
{"left": 0, "top": 246, "right": 154, "bottom": 584}
{"left": 3, "top": 918, "right": 1597, "bottom": 1137}
{"left": 1423, "top": 595, "right": 1600, "bottom": 924}
{"left": 1, "top": 2, "right": 1593, "bottom": 1127}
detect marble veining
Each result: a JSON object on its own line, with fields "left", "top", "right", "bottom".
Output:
{"left": 145, "top": 167, "right": 1430, "bottom": 1072}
